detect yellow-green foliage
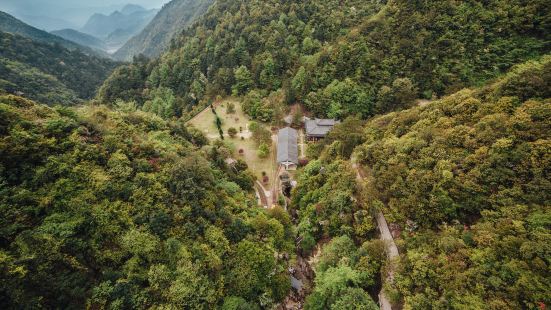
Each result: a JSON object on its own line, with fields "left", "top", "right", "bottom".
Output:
{"left": 0, "top": 95, "right": 292, "bottom": 308}
{"left": 353, "top": 56, "right": 551, "bottom": 308}
{"left": 100, "top": 0, "right": 549, "bottom": 119}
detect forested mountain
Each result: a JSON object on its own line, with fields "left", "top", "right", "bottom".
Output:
{"left": 292, "top": 55, "right": 550, "bottom": 309}
{"left": 1, "top": 0, "right": 550, "bottom": 309}
{"left": 0, "top": 31, "right": 118, "bottom": 105}
{"left": 0, "top": 11, "right": 100, "bottom": 55}
{"left": 114, "top": 0, "right": 215, "bottom": 61}
{"left": 81, "top": 6, "right": 158, "bottom": 53}
{"left": 0, "top": 94, "right": 293, "bottom": 309}
{"left": 99, "top": 0, "right": 550, "bottom": 120}
{"left": 354, "top": 57, "right": 551, "bottom": 308}
{"left": 51, "top": 29, "right": 107, "bottom": 53}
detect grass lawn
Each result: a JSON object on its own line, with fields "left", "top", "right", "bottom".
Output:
{"left": 187, "top": 99, "right": 276, "bottom": 188}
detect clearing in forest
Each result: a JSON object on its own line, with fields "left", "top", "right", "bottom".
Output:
{"left": 187, "top": 99, "right": 276, "bottom": 189}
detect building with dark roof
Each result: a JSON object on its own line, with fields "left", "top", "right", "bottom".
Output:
{"left": 305, "top": 118, "right": 339, "bottom": 141}
{"left": 277, "top": 127, "right": 298, "bottom": 170}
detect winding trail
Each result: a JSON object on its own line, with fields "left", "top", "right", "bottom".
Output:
{"left": 351, "top": 158, "right": 399, "bottom": 310}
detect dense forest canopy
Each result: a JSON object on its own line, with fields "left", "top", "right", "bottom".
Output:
{"left": 0, "top": 94, "right": 293, "bottom": 308}
{"left": 292, "top": 55, "right": 550, "bottom": 309}
{"left": 99, "top": 0, "right": 550, "bottom": 120}
{"left": 356, "top": 56, "right": 551, "bottom": 227}
{"left": 114, "top": 0, "right": 215, "bottom": 61}
{"left": 0, "top": 0, "right": 550, "bottom": 309}
{"left": 0, "top": 11, "right": 100, "bottom": 55}
{"left": 0, "top": 31, "right": 118, "bottom": 105}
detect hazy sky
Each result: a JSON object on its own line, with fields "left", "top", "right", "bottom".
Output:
{"left": 0, "top": 0, "right": 171, "bottom": 30}
{"left": 0, "top": 0, "right": 169, "bottom": 10}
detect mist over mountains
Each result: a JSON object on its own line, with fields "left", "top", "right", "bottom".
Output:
{"left": 0, "top": 0, "right": 168, "bottom": 31}
{"left": 79, "top": 5, "right": 159, "bottom": 53}
{"left": 114, "top": 0, "right": 214, "bottom": 61}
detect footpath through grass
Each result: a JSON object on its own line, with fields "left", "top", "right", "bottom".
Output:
{"left": 188, "top": 99, "right": 276, "bottom": 189}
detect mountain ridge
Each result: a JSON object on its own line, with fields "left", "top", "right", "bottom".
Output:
{"left": 80, "top": 6, "right": 159, "bottom": 53}
{"left": 80, "top": 7, "right": 158, "bottom": 39}
{"left": 114, "top": 0, "right": 214, "bottom": 61}
{"left": 50, "top": 28, "right": 107, "bottom": 52}
{"left": 0, "top": 10, "right": 104, "bottom": 57}
{"left": 0, "top": 29, "right": 118, "bottom": 105}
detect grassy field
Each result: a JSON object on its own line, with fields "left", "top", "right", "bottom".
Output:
{"left": 187, "top": 100, "right": 276, "bottom": 188}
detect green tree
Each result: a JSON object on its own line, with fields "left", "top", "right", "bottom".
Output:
{"left": 259, "top": 55, "right": 280, "bottom": 90}
{"left": 332, "top": 287, "right": 378, "bottom": 310}
{"left": 257, "top": 143, "right": 269, "bottom": 159}
{"left": 375, "top": 78, "right": 417, "bottom": 113}
{"left": 227, "top": 240, "right": 277, "bottom": 299}
{"left": 142, "top": 87, "right": 177, "bottom": 119}
{"left": 322, "top": 79, "right": 373, "bottom": 119}
{"left": 305, "top": 265, "right": 361, "bottom": 309}
{"left": 292, "top": 66, "right": 308, "bottom": 102}
{"left": 232, "top": 66, "right": 253, "bottom": 96}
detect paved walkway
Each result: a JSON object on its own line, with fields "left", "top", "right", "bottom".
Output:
{"left": 351, "top": 158, "right": 399, "bottom": 310}
{"left": 255, "top": 181, "right": 269, "bottom": 207}
{"left": 298, "top": 129, "right": 306, "bottom": 158}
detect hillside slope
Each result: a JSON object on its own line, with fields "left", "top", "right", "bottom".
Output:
{"left": 51, "top": 28, "right": 107, "bottom": 52}
{"left": 291, "top": 55, "right": 551, "bottom": 309}
{"left": 0, "top": 31, "right": 118, "bottom": 105}
{"left": 356, "top": 56, "right": 551, "bottom": 309}
{"left": 114, "top": 0, "right": 214, "bottom": 61}
{"left": 0, "top": 94, "right": 292, "bottom": 309}
{"left": 0, "top": 11, "right": 106, "bottom": 57}
{"left": 99, "top": 0, "right": 550, "bottom": 121}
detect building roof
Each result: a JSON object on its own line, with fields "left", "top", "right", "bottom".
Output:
{"left": 305, "top": 118, "right": 340, "bottom": 137}
{"left": 277, "top": 127, "right": 298, "bottom": 165}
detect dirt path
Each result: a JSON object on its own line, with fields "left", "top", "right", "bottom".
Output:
{"left": 351, "top": 157, "right": 399, "bottom": 310}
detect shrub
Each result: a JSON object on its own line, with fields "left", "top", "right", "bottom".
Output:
{"left": 257, "top": 143, "right": 269, "bottom": 158}
{"left": 227, "top": 102, "right": 236, "bottom": 114}
{"left": 228, "top": 127, "right": 238, "bottom": 138}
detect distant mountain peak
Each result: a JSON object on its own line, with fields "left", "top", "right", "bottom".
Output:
{"left": 80, "top": 5, "right": 158, "bottom": 51}
{"left": 121, "top": 4, "right": 147, "bottom": 15}
{"left": 109, "top": 11, "right": 125, "bottom": 18}
{"left": 0, "top": 11, "right": 106, "bottom": 57}
{"left": 114, "top": 0, "right": 215, "bottom": 61}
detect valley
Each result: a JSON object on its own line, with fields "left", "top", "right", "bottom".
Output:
{"left": 0, "top": 0, "right": 549, "bottom": 309}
